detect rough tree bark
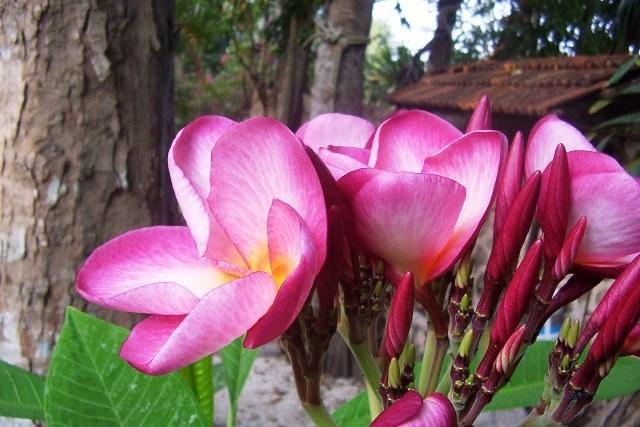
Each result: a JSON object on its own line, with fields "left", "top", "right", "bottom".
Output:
{"left": 427, "top": 0, "right": 462, "bottom": 74}
{"left": 309, "top": 0, "right": 374, "bottom": 117}
{"left": 0, "top": 0, "right": 174, "bottom": 374}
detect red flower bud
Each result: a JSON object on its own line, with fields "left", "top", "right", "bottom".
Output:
{"left": 575, "top": 253, "right": 640, "bottom": 355}
{"left": 552, "top": 216, "right": 587, "bottom": 281}
{"left": 486, "top": 172, "right": 541, "bottom": 286}
{"left": 494, "top": 325, "right": 526, "bottom": 375}
{"left": 466, "top": 95, "right": 491, "bottom": 132}
{"left": 494, "top": 131, "right": 524, "bottom": 239}
{"left": 621, "top": 324, "right": 640, "bottom": 357}
{"left": 537, "top": 144, "right": 570, "bottom": 261}
{"left": 381, "top": 272, "right": 415, "bottom": 359}
{"left": 545, "top": 273, "right": 601, "bottom": 317}
{"left": 477, "top": 241, "right": 542, "bottom": 379}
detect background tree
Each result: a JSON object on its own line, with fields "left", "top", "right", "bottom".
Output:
{"left": 0, "top": 0, "right": 174, "bottom": 373}
{"left": 309, "top": 0, "right": 374, "bottom": 117}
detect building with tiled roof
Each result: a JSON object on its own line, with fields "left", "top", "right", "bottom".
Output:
{"left": 388, "top": 55, "right": 631, "bottom": 137}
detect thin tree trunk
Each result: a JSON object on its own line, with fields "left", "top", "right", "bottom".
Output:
{"left": 427, "top": 0, "right": 462, "bottom": 74}
{"left": 309, "top": 0, "right": 373, "bottom": 117}
{"left": 0, "top": 0, "right": 174, "bottom": 374}
{"left": 276, "top": 14, "right": 310, "bottom": 129}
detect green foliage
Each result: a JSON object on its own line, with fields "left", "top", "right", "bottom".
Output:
{"left": 332, "top": 391, "right": 369, "bottom": 427}
{"left": 180, "top": 356, "right": 214, "bottom": 426}
{"left": 220, "top": 337, "right": 259, "bottom": 426}
{"left": 589, "top": 55, "right": 640, "bottom": 175}
{"left": 365, "top": 22, "right": 421, "bottom": 106}
{"left": 44, "top": 307, "right": 206, "bottom": 427}
{"left": 0, "top": 360, "right": 45, "bottom": 420}
{"left": 489, "top": 341, "right": 640, "bottom": 411}
{"left": 453, "top": 0, "right": 636, "bottom": 62}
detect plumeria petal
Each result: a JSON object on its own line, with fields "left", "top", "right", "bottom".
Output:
{"left": 338, "top": 168, "right": 465, "bottom": 285}
{"left": 244, "top": 200, "right": 318, "bottom": 348}
{"left": 371, "top": 110, "right": 462, "bottom": 172}
{"left": 77, "top": 227, "right": 238, "bottom": 314}
{"left": 209, "top": 117, "right": 326, "bottom": 271}
{"left": 120, "top": 272, "right": 277, "bottom": 375}
{"left": 296, "top": 113, "right": 374, "bottom": 152}
{"left": 524, "top": 115, "right": 596, "bottom": 178}
{"left": 168, "top": 116, "right": 245, "bottom": 264}
{"left": 422, "top": 131, "right": 507, "bottom": 271}
{"left": 563, "top": 151, "right": 640, "bottom": 268}
{"left": 372, "top": 391, "right": 423, "bottom": 427}
{"left": 373, "top": 392, "right": 457, "bottom": 427}
{"left": 318, "top": 146, "right": 369, "bottom": 180}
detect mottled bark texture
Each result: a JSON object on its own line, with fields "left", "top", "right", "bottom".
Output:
{"left": 309, "top": 0, "right": 373, "bottom": 117}
{"left": 427, "top": 0, "right": 461, "bottom": 74}
{"left": 0, "top": 0, "right": 174, "bottom": 373}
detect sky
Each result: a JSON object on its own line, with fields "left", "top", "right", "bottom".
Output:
{"left": 371, "top": 0, "right": 512, "bottom": 59}
{"left": 371, "top": 0, "right": 436, "bottom": 54}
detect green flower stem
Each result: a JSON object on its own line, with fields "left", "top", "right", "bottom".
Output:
{"left": 436, "top": 357, "right": 452, "bottom": 394}
{"left": 418, "top": 325, "right": 448, "bottom": 396}
{"left": 338, "top": 312, "right": 382, "bottom": 419}
{"left": 303, "top": 403, "right": 337, "bottom": 427}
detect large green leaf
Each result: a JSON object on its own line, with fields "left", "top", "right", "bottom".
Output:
{"left": 220, "top": 337, "right": 259, "bottom": 426}
{"left": 332, "top": 391, "right": 369, "bottom": 427}
{"left": 487, "top": 341, "right": 640, "bottom": 411}
{"left": 44, "top": 307, "right": 207, "bottom": 427}
{"left": 0, "top": 360, "right": 45, "bottom": 420}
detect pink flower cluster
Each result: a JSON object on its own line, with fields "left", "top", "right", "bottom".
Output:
{"left": 77, "top": 96, "right": 640, "bottom": 424}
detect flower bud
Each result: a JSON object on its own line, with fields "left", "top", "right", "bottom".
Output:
{"left": 552, "top": 216, "right": 587, "bottom": 281}
{"left": 388, "top": 357, "right": 402, "bottom": 389}
{"left": 485, "top": 172, "right": 542, "bottom": 286}
{"left": 575, "top": 254, "right": 640, "bottom": 355}
{"left": 466, "top": 95, "right": 491, "bottom": 132}
{"left": 477, "top": 241, "right": 542, "bottom": 379}
{"left": 381, "top": 272, "right": 415, "bottom": 359}
{"left": 537, "top": 144, "right": 570, "bottom": 261}
{"left": 494, "top": 325, "right": 526, "bottom": 375}
{"left": 621, "top": 324, "right": 640, "bottom": 357}
{"left": 545, "top": 273, "right": 601, "bottom": 317}
{"left": 494, "top": 131, "right": 524, "bottom": 239}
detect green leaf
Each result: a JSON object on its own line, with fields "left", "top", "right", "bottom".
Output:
{"left": 607, "top": 55, "right": 639, "bottom": 86}
{"left": 220, "top": 337, "right": 259, "bottom": 426}
{"left": 486, "top": 341, "right": 640, "bottom": 411}
{"left": 618, "top": 83, "right": 640, "bottom": 96}
{"left": 212, "top": 363, "right": 226, "bottom": 393}
{"left": 332, "top": 392, "right": 369, "bottom": 427}
{"left": 594, "top": 111, "right": 640, "bottom": 130}
{"left": 594, "top": 356, "right": 640, "bottom": 400}
{"left": 588, "top": 98, "right": 612, "bottom": 114}
{"left": 0, "top": 360, "right": 45, "bottom": 420}
{"left": 44, "top": 307, "right": 207, "bottom": 427}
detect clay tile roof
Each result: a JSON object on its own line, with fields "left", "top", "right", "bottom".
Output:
{"left": 388, "top": 55, "right": 631, "bottom": 116}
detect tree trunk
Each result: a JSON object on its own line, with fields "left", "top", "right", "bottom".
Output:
{"left": 276, "top": 14, "right": 310, "bottom": 130}
{"left": 427, "top": 0, "right": 462, "bottom": 74}
{"left": 0, "top": 0, "right": 174, "bottom": 374}
{"left": 309, "top": 0, "right": 373, "bottom": 117}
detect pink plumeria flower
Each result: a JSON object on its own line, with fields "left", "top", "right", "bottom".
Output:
{"left": 298, "top": 98, "right": 506, "bottom": 286}
{"left": 77, "top": 116, "right": 326, "bottom": 375}
{"left": 525, "top": 115, "right": 640, "bottom": 274}
{"left": 372, "top": 391, "right": 457, "bottom": 427}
